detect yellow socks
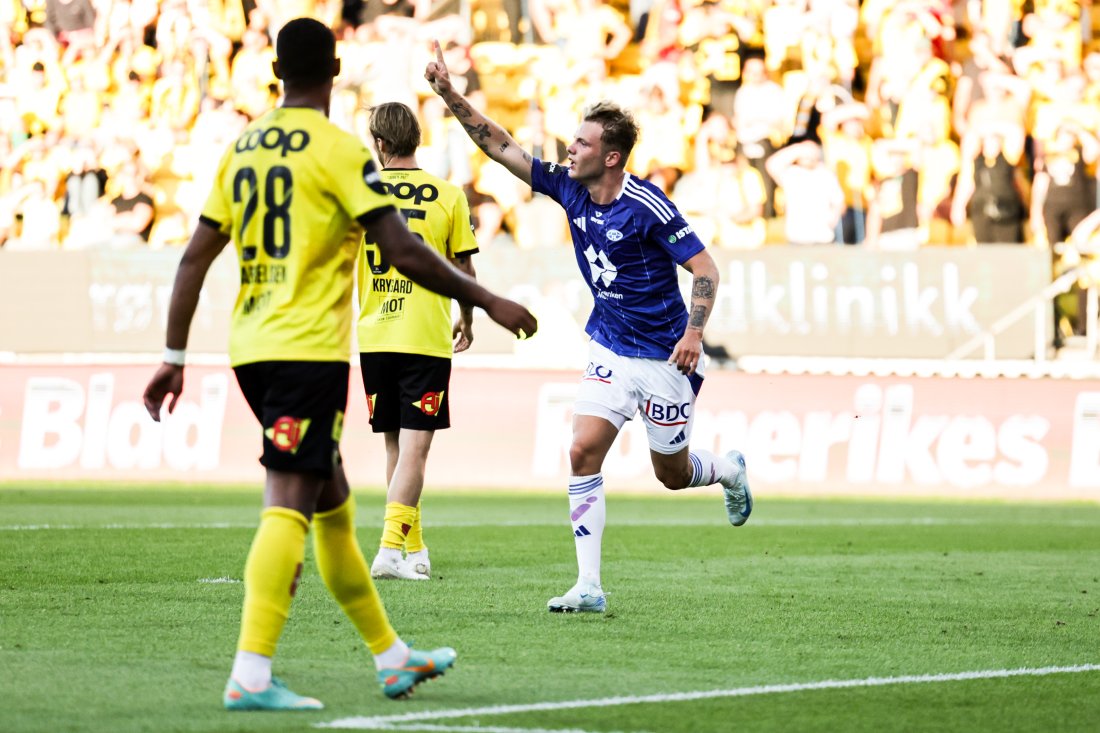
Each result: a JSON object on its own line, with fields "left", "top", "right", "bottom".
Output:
{"left": 404, "top": 501, "right": 426, "bottom": 553}
{"left": 314, "top": 495, "right": 397, "bottom": 654}
{"left": 381, "top": 501, "right": 417, "bottom": 551}
{"left": 237, "top": 506, "right": 309, "bottom": 657}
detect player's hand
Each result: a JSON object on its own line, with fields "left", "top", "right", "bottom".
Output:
{"left": 143, "top": 363, "right": 184, "bottom": 422}
{"left": 453, "top": 316, "right": 474, "bottom": 353}
{"left": 670, "top": 329, "right": 704, "bottom": 376}
{"left": 425, "top": 39, "right": 452, "bottom": 96}
{"left": 484, "top": 295, "right": 537, "bottom": 340}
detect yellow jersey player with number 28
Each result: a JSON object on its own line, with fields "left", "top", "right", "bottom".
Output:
{"left": 143, "top": 18, "right": 536, "bottom": 712}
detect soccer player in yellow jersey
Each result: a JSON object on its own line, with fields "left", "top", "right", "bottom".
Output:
{"left": 357, "top": 102, "right": 477, "bottom": 582}
{"left": 142, "top": 18, "right": 536, "bottom": 712}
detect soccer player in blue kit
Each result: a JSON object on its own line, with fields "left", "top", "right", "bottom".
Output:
{"left": 426, "top": 42, "right": 752, "bottom": 613}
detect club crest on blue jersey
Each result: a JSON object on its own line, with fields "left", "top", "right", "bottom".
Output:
{"left": 583, "top": 245, "right": 617, "bottom": 287}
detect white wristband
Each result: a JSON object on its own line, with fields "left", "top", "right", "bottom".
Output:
{"left": 163, "top": 348, "right": 186, "bottom": 366}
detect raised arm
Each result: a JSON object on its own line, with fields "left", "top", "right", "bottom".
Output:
{"left": 425, "top": 40, "right": 533, "bottom": 186}
{"left": 670, "top": 249, "right": 720, "bottom": 377}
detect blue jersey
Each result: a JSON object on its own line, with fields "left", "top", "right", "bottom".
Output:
{"left": 531, "top": 159, "right": 706, "bottom": 359}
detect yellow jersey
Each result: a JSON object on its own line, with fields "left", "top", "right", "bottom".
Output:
{"left": 357, "top": 168, "right": 478, "bottom": 358}
{"left": 201, "top": 107, "right": 394, "bottom": 366}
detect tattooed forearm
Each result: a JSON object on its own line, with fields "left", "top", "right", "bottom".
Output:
{"left": 449, "top": 100, "right": 473, "bottom": 118}
{"left": 689, "top": 305, "right": 707, "bottom": 329}
{"left": 464, "top": 122, "right": 492, "bottom": 143}
{"left": 522, "top": 151, "right": 532, "bottom": 163}
{"left": 692, "top": 276, "right": 715, "bottom": 299}
{"left": 500, "top": 141, "right": 509, "bottom": 153}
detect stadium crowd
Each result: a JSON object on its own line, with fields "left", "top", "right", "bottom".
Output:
{"left": 1, "top": 2, "right": 1099, "bottom": 264}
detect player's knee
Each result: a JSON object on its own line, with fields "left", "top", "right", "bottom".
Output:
{"left": 655, "top": 465, "right": 689, "bottom": 491}
{"left": 569, "top": 442, "right": 601, "bottom": 475}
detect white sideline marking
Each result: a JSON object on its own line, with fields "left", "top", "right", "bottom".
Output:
{"left": 4, "top": 517, "right": 1100, "bottom": 532}
{"left": 358, "top": 721, "right": 616, "bottom": 726}
{"left": 197, "top": 577, "right": 240, "bottom": 584}
{"left": 319, "top": 664, "right": 1100, "bottom": 731}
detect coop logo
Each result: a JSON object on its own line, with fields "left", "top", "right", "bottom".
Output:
{"left": 18, "top": 372, "right": 229, "bottom": 472}
{"left": 384, "top": 181, "right": 439, "bottom": 206}
{"left": 645, "top": 399, "right": 691, "bottom": 426}
{"left": 265, "top": 416, "right": 310, "bottom": 454}
{"left": 584, "top": 245, "right": 617, "bottom": 287}
{"left": 606, "top": 229, "right": 623, "bottom": 242}
{"left": 234, "top": 126, "right": 309, "bottom": 157}
{"left": 362, "top": 160, "right": 387, "bottom": 195}
{"left": 413, "top": 391, "right": 444, "bottom": 416}
{"left": 668, "top": 225, "right": 693, "bottom": 243}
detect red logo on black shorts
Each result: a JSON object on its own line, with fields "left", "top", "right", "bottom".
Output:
{"left": 265, "top": 416, "right": 310, "bottom": 453}
{"left": 413, "top": 391, "right": 444, "bottom": 416}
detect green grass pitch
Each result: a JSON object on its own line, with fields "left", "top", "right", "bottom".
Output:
{"left": 1, "top": 484, "right": 1098, "bottom": 733}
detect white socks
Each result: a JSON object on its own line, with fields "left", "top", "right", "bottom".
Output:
{"left": 232, "top": 634, "right": 411, "bottom": 686}
{"left": 569, "top": 474, "right": 606, "bottom": 587}
{"left": 373, "top": 638, "right": 411, "bottom": 670}
{"left": 230, "top": 650, "right": 272, "bottom": 691}
{"left": 687, "top": 450, "right": 734, "bottom": 487}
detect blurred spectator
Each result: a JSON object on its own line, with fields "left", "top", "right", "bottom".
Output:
{"left": 865, "top": 137, "right": 922, "bottom": 250}
{"left": 674, "top": 110, "right": 767, "bottom": 249}
{"left": 533, "top": 0, "right": 632, "bottom": 88}
{"left": 678, "top": 0, "right": 757, "bottom": 117}
{"left": 61, "top": 142, "right": 105, "bottom": 221}
{"left": 1033, "top": 121, "right": 1099, "bottom": 249}
{"left": 762, "top": 0, "right": 808, "bottom": 75}
{"left": 108, "top": 159, "right": 155, "bottom": 247}
{"left": 230, "top": 26, "right": 278, "bottom": 119}
{"left": 44, "top": 0, "right": 95, "bottom": 62}
{"left": 821, "top": 101, "right": 871, "bottom": 244}
{"left": 966, "top": 0, "right": 1023, "bottom": 59}
{"left": 951, "top": 120, "right": 1028, "bottom": 244}
{"left": 765, "top": 139, "right": 844, "bottom": 244}
{"left": 632, "top": 80, "right": 698, "bottom": 181}
{"left": 1033, "top": 119, "right": 1099, "bottom": 345}
{"left": 952, "top": 31, "right": 1010, "bottom": 138}
{"left": 7, "top": 178, "right": 60, "bottom": 250}
{"left": 733, "top": 54, "right": 787, "bottom": 217}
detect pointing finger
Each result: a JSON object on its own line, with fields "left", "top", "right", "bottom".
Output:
{"left": 433, "top": 39, "right": 444, "bottom": 64}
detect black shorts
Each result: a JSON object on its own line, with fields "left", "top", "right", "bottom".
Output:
{"left": 360, "top": 352, "right": 451, "bottom": 433}
{"left": 233, "top": 360, "right": 349, "bottom": 477}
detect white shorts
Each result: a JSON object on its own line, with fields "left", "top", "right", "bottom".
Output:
{"left": 574, "top": 340, "right": 705, "bottom": 455}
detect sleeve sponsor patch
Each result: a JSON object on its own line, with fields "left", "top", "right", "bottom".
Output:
{"left": 362, "top": 159, "right": 387, "bottom": 195}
